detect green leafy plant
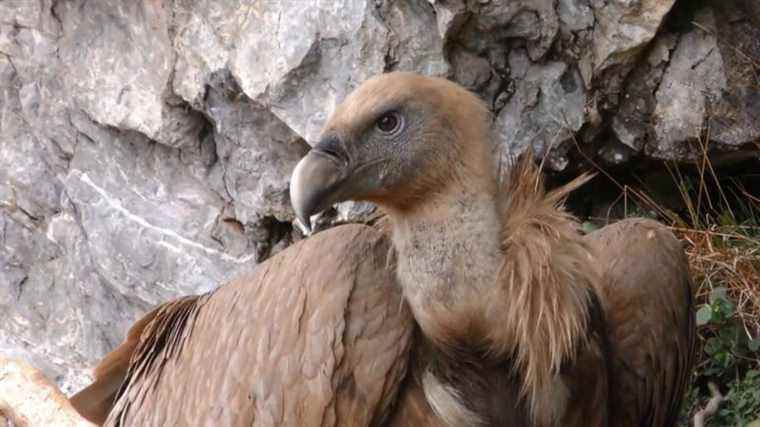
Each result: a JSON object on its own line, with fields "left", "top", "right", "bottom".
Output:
{"left": 712, "top": 369, "right": 760, "bottom": 426}
{"left": 696, "top": 287, "right": 758, "bottom": 379}
{"left": 688, "top": 285, "right": 760, "bottom": 426}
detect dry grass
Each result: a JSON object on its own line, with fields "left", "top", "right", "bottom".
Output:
{"left": 678, "top": 225, "right": 760, "bottom": 339}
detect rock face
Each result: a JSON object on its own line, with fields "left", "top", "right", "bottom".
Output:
{"left": 0, "top": 0, "right": 757, "bottom": 392}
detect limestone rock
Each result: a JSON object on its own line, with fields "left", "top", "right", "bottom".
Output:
{"left": 494, "top": 50, "right": 586, "bottom": 171}
{"left": 652, "top": 8, "right": 727, "bottom": 159}
{"left": 57, "top": 2, "right": 204, "bottom": 148}
{"left": 590, "top": 0, "right": 676, "bottom": 73}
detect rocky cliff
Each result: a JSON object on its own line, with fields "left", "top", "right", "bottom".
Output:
{"left": 1, "top": 0, "right": 758, "bottom": 393}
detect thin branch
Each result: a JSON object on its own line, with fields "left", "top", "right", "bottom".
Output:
{"left": 0, "top": 357, "right": 94, "bottom": 427}
{"left": 693, "top": 382, "right": 724, "bottom": 427}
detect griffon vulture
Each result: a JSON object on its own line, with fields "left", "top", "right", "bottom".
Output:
{"left": 70, "top": 72, "right": 695, "bottom": 426}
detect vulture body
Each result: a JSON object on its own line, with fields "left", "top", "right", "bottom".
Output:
{"left": 71, "top": 72, "right": 694, "bottom": 426}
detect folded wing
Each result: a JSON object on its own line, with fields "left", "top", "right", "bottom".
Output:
{"left": 71, "top": 224, "right": 414, "bottom": 427}
{"left": 587, "top": 218, "right": 695, "bottom": 425}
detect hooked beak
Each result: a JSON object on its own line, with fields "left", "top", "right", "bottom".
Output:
{"left": 289, "top": 138, "right": 351, "bottom": 233}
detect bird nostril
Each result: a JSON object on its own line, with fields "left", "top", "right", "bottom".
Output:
{"left": 318, "top": 146, "right": 341, "bottom": 160}
{"left": 314, "top": 147, "right": 348, "bottom": 169}
{"left": 313, "top": 136, "right": 349, "bottom": 165}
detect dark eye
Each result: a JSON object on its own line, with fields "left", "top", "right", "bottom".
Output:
{"left": 376, "top": 112, "right": 403, "bottom": 135}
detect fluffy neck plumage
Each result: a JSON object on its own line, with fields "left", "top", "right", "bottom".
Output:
{"left": 390, "top": 184, "right": 504, "bottom": 350}
{"left": 386, "top": 154, "right": 599, "bottom": 425}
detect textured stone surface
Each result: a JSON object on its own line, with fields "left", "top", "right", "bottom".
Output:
{"left": 58, "top": 2, "right": 204, "bottom": 148}
{"left": 651, "top": 8, "right": 727, "bottom": 159}
{"left": 612, "top": 33, "right": 678, "bottom": 153}
{"left": 590, "top": 0, "right": 676, "bottom": 73}
{"left": 494, "top": 49, "right": 586, "bottom": 171}
{"left": 0, "top": 0, "right": 757, "bottom": 393}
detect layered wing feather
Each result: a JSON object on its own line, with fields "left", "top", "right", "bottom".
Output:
{"left": 73, "top": 224, "right": 414, "bottom": 427}
{"left": 586, "top": 218, "right": 695, "bottom": 426}
{"left": 69, "top": 300, "right": 168, "bottom": 424}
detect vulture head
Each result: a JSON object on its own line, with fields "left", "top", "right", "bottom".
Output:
{"left": 290, "top": 72, "right": 494, "bottom": 230}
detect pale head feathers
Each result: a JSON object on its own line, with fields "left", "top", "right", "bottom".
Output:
{"left": 323, "top": 72, "right": 495, "bottom": 213}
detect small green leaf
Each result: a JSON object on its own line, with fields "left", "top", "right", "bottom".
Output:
{"left": 696, "top": 306, "right": 713, "bottom": 326}
{"left": 715, "top": 351, "right": 731, "bottom": 368}
{"left": 581, "top": 221, "right": 599, "bottom": 234}
{"left": 704, "top": 337, "right": 722, "bottom": 355}
{"left": 718, "top": 211, "right": 736, "bottom": 227}
{"left": 749, "top": 339, "right": 760, "bottom": 352}
{"left": 710, "top": 287, "right": 729, "bottom": 304}
{"left": 723, "top": 302, "right": 736, "bottom": 317}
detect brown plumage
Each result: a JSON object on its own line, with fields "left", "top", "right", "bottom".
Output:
{"left": 72, "top": 225, "right": 414, "bottom": 426}
{"left": 71, "top": 72, "right": 694, "bottom": 426}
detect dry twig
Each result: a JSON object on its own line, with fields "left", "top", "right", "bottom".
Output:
{"left": 693, "top": 382, "right": 724, "bottom": 427}
{"left": 0, "top": 357, "right": 94, "bottom": 427}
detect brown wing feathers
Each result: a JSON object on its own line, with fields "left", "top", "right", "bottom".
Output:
{"left": 106, "top": 295, "right": 206, "bottom": 425}
{"left": 70, "top": 296, "right": 206, "bottom": 425}
{"left": 588, "top": 218, "right": 695, "bottom": 425}
{"left": 69, "top": 304, "right": 162, "bottom": 425}
{"left": 71, "top": 224, "right": 415, "bottom": 426}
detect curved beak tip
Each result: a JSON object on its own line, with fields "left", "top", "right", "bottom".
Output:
{"left": 295, "top": 216, "right": 313, "bottom": 235}
{"left": 289, "top": 159, "right": 313, "bottom": 234}
{"left": 289, "top": 151, "right": 345, "bottom": 236}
